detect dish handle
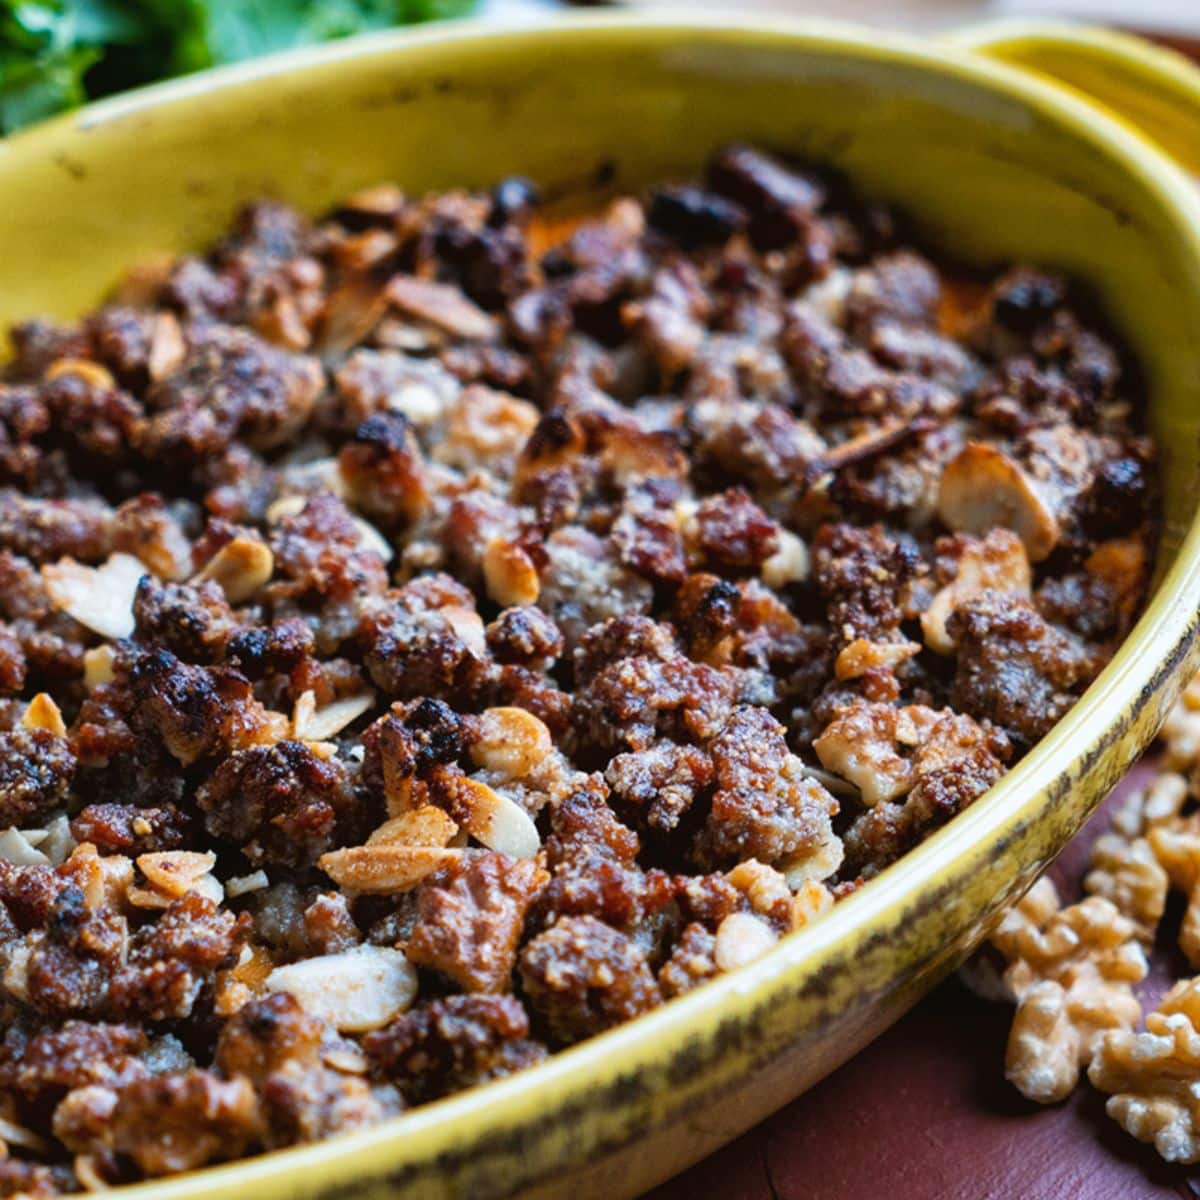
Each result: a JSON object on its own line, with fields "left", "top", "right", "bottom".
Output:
{"left": 948, "top": 19, "right": 1200, "bottom": 176}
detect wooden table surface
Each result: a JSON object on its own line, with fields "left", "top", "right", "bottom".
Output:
{"left": 650, "top": 765, "right": 1200, "bottom": 1200}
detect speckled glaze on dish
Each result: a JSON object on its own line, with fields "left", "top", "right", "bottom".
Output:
{"left": 4, "top": 16, "right": 1200, "bottom": 1199}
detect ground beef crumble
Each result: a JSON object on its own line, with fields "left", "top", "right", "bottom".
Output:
{"left": 0, "top": 143, "right": 1155, "bottom": 1190}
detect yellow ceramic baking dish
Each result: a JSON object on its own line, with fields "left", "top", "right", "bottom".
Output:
{"left": 4, "top": 14, "right": 1200, "bottom": 1199}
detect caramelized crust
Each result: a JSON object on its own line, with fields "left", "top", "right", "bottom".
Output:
{"left": 0, "top": 144, "right": 1155, "bottom": 1191}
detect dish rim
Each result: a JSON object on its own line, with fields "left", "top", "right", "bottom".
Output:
{"left": 6, "top": 12, "right": 1200, "bottom": 1197}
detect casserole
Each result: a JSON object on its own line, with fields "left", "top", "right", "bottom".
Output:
{"left": 3, "top": 15, "right": 1200, "bottom": 1197}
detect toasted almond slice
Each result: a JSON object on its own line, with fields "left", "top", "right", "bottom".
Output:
{"left": 468, "top": 707, "right": 553, "bottom": 779}
{"left": 455, "top": 776, "right": 540, "bottom": 859}
{"left": 294, "top": 691, "right": 375, "bottom": 742}
{"left": 834, "top": 638, "right": 921, "bottom": 681}
{"left": 266, "top": 944, "right": 417, "bottom": 1033}
{"left": 137, "top": 851, "right": 218, "bottom": 898}
{"left": 0, "top": 828, "right": 50, "bottom": 866}
{"left": 226, "top": 870, "right": 270, "bottom": 898}
{"left": 319, "top": 844, "right": 461, "bottom": 893}
{"left": 346, "top": 512, "right": 394, "bottom": 563}
{"left": 0, "top": 1115, "right": 49, "bottom": 1154}
{"left": 291, "top": 689, "right": 317, "bottom": 739}
{"left": 323, "top": 1044, "right": 369, "bottom": 1075}
{"left": 937, "top": 442, "right": 1059, "bottom": 562}
{"left": 147, "top": 312, "right": 186, "bottom": 381}
{"left": 193, "top": 536, "right": 274, "bottom": 604}
{"left": 367, "top": 805, "right": 458, "bottom": 848}
{"left": 713, "top": 912, "right": 778, "bottom": 971}
{"left": 340, "top": 183, "right": 406, "bottom": 219}
{"left": 41, "top": 814, "right": 75, "bottom": 867}
{"left": 127, "top": 870, "right": 223, "bottom": 910}
{"left": 385, "top": 274, "right": 498, "bottom": 342}
{"left": 762, "top": 529, "right": 810, "bottom": 588}
{"left": 20, "top": 693, "right": 66, "bottom": 738}
{"left": 83, "top": 644, "right": 117, "bottom": 691}
{"left": 43, "top": 552, "right": 145, "bottom": 640}
{"left": 318, "top": 277, "right": 390, "bottom": 356}
{"left": 44, "top": 358, "right": 114, "bottom": 390}
{"left": 441, "top": 605, "right": 486, "bottom": 658}
{"left": 3, "top": 941, "right": 32, "bottom": 1001}
{"left": 74, "top": 1154, "right": 110, "bottom": 1194}
{"left": 482, "top": 537, "right": 540, "bottom": 607}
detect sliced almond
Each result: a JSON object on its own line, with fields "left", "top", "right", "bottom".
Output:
{"left": 293, "top": 691, "right": 375, "bottom": 742}
{"left": 266, "top": 944, "right": 417, "bottom": 1033}
{"left": 469, "top": 707, "right": 553, "bottom": 779}
{"left": 41, "top": 814, "right": 75, "bottom": 866}
{"left": 482, "top": 537, "right": 540, "bottom": 608}
{"left": 44, "top": 358, "right": 115, "bottom": 390}
{"left": 83, "top": 644, "right": 117, "bottom": 691}
{"left": 713, "top": 912, "right": 778, "bottom": 971}
{"left": 762, "top": 529, "right": 810, "bottom": 588}
{"left": 0, "top": 828, "right": 49, "bottom": 866}
{"left": 319, "top": 844, "right": 461, "bottom": 893}
{"left": 20, "top": 693, "right": 66, "bottom": 738}
{"left": 385, "top": 274, "right": 498, "bottom": 342}
{"left": 0, "top": 1115, "right": 49, "bottom": 1154}
{"left": 834, "top": 638, "right": 921, "bottom": 681}
{"left": 127, "top": 870, "right": 223, "bottom": 910}
{"left": 43, "top": 552, "right": 145, "bottom": 640}
{"left": 813, "top": 416, "right": 935, "bottom": 478}
{"left": 441, "top": 605, "right": 487, "bottom": 658}
{"left": 193, "top": 536, "right": 274, "bottom": 604}
{"left": 323, "top": 1045, "right": 369, "bottom": 1075}
{"left": 136, "top": 851, "right": 217, "bottom": 898}
{"left": 147, "top": 311, "right": 186, "bottom": 381}
{"left": 74, "top": 1154, "right": 110, "bottom": 1194}
{"left": 225, "top": 870, "right": 270, "bottom": 898}
{"left": 317, "top": 277, "right": 390, "bottom": 356}
{"left": 937, "top": 442, "right": 1059, "bottom": 562}
{"left": 366, "top": 805, "right": 458, "bottom": 848}
{"left": 3, "top": 941, "right": 32, "bottom": 1001}
{"left": 455, "top": 776, "right": 540, "bottom": 859}
{"left": 346, "top": 512, "right": 394, "bottom": 564}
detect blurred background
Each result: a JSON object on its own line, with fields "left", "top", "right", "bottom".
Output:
{"left": 2, "top": 0, "right": 1198, "bottom": 135}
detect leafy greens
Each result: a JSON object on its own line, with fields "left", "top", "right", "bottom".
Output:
{"left": 0, "top": 0, "right": 474, "bottom": 133}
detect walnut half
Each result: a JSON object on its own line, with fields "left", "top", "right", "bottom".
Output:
{"left": 991, "top": 878, "right": 1147, "bottom": 1103}
{"left": 1090, "top": 978, "right": 1200, "bottom": 1163}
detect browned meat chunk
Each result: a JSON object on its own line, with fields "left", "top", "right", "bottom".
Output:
{"left": 364, "top": 995, "right": 547, "bottom": 1104}
{"left": 519, "top": 915, "right": 662, "bottom": 1044}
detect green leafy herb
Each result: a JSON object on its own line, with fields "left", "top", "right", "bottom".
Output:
{"left": 0, "top": 0, "right": 475, "bottom": 134}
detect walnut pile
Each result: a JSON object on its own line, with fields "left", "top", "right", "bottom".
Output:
{"left": 990, "top": 877, "right": 1146, "bottom": 1103}
{"left": 986, "top": 668, "right": 1200, "bottom": 1163}
{"left": 0, "top": 143, "right": 1156, "bottom": 1192}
